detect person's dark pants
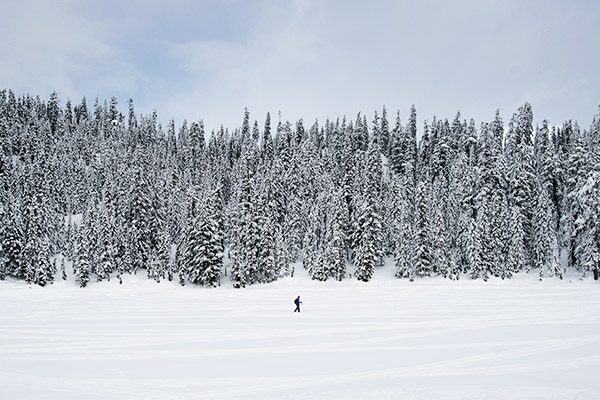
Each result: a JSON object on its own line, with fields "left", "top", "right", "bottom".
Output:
{"left": 294, "top": 305, "right": 300, "bottom": 312}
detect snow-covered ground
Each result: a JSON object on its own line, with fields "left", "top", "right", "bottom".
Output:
{"left": 1, "top": 264, "right": 600, "bottom": 400}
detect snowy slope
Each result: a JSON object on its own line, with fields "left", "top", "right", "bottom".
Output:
{"left": 1, "top": 264, "right": 600, "bottom": 400}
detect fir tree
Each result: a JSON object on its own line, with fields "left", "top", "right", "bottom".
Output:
{"left": 73, "top": 223, "right": 92, "bottom": 288}
{"left": 380, "top": 106, "right": 391, "bottom": 156}
{"left": 532, "top": 182, "right": 560, "bottom": 278}
{"left": 325, "top": 188, "right": 348, "bottom": 281}
{"left": 0, "top": 204, "right": 24, "bottom": 280}
{"left": 182, "top": 210, "right": 223, "bottom": 287}
{"left": 413, "top": 179, "right": 433, "bottom": 278}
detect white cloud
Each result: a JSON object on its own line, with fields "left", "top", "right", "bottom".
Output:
{"left": 1, "top": 0, "right": 598, "bottom": 131}
{"left": 0, "top": 0, "right": 147, "bottom": 105}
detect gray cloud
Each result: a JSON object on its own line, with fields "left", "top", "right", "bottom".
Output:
{"left": 1, "top": 0, "right": 598, "bottom": 133}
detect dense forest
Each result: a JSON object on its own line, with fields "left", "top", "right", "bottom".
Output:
{"left": 0, "top": 89, "right": 598, "bottom": 287}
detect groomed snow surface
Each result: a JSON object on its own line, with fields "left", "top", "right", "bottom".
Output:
{"left": 1, "top": 264, "right": 600, "bottom": 400}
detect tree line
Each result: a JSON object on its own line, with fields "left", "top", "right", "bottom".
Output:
{"left": 0, "top": 89, "right": 598, "bottom": 287}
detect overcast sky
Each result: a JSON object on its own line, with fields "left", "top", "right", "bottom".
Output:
{"left": 1, "top": 0, "right": 598, "bottom": 133}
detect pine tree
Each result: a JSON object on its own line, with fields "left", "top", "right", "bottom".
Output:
{"left": 430, "top": 180, "right": 451, "bottom": 277}
{"left": 257, "top": 212, "right": 277, "bottom": 283}
{"left": 262, "top": 112, "right": 274, "bottom": 161}
{"left": 413, "top": 178, "right": 433, "bottom": 279}
{"left": 380, "top": 106, "right": 391, "bottom": 156}
{"left": 324, "top": 188, "right": 348, "bottom": 281}
{"left": 95, "top": 204, "right": 115, "bottom": 282}
{"left": 47, "top": 91, "right": 62, "bottom": 136}
{"left": 532, "top": 181, "right": 561, "bottom": 278}
{"left": 128, "top": 167, "right": 153, "bottom": 274}
{"left": 73, "top": 223, "right": 92, "bottom": 288}
{"left": 182, "top": 210, "right": 223, "bottom": 287}
{"left": 389, "top": 111, "right": 404, "bottom": 175}
{"left": 0, "top": 204, "right": 24, "bottom": 280}
{"left": 229, "top": 156, "right": 258, "bottom": 287}
{"left": 350, "top": 142, "right": 384, "bottom": 282}
{"left": 561, "top": 123, "right": 587, "bottom": 270}
{"left": 353, "top": 199, "right": 379, "bottom": 281}
{"left": 372, "top": 110, "right": 381, "bottom": 149}
{"left": 303, "top": 204, "right": 325, "bottom": 280}
{"left": 572, "top": 167, "right": 600, "bottom": 277}
{"left": 21, "top": 191, "right": 55, "bottom": 286}
{"left": 392, "top": 175, "right": 415, "bottom": 280}
{"left": 503, "top": 205, "right": 526, "bottom": 278}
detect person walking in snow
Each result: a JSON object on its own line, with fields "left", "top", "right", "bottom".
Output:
{"left": 294, "top": 296, "right": 302, "bottom": 312}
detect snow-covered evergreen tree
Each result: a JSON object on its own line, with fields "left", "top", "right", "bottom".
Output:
{"left": 324, "top": 188, "right": 348, "bottom": 281}
{"left": 413, "top": 179, "right": 433, "bottom": 279}
{"left": 532, "top": 182, "right": 561, "bottom": 278}
{"left": 182, "top": 212, "right": 223, "bottom": 287}
{"left": 303, "top": 203, "right": 325, "bottom": 280}
{"left": 392, "top": 175, "right": 415, "bottom": 280}
{"left": 73, "top": 220, "right": 92, "bottom": 288}
{"left": 2, "top": 89, "right": 599, "bottom": 288}
{"left": 0, "top": 203, "right": 24, "bottom": 280}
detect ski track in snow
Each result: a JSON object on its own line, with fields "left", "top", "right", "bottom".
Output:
{"left": 1, "top": 268, "right": 600, "bottom": 400}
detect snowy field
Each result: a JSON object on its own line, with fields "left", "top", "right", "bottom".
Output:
{"left": 1, "top": 265, "right": 600, "bottom": 400}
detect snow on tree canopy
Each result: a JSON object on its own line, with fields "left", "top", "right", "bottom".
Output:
{"left": 0, "top": 89, "right": 598, "bottom": 286}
